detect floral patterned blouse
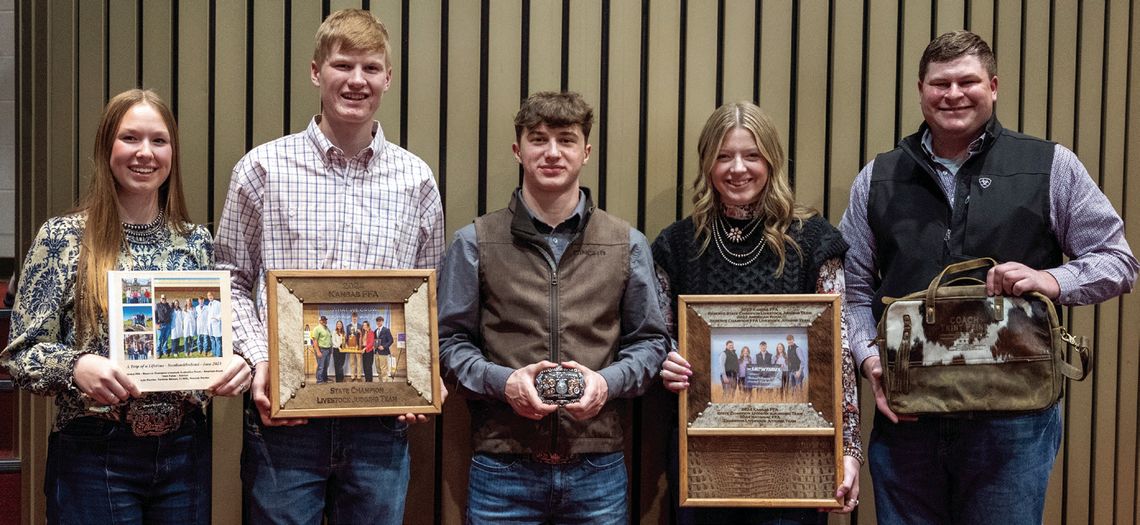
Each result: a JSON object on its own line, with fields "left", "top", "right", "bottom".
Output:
{"left": 2, "top": 213, "right": 214, "bottom": 435}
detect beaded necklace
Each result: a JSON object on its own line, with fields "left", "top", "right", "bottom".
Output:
{"left": 122, "top": 209, "right": 166, "bottom": 245}
{"left": 712, "top": 208, "right": 767, "bottom": 267}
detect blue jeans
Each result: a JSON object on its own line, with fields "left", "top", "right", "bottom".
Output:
{"left": 212, "top": 335, "right": 222, "bottom": 358}
{"left": 467, "top": 451, "right": 628, "bottom": 524}
{"left": 241, "top": 410, "right": 410, "bottom": 525}
{"left": 45, "top": 413, "right": 210, "bottom": 525}
{"left": 316, "top": 346, "right": 333, "bottom": 383}
{"left": 868, "top": 403, "right": 1062, "bottom": 525}
{"left": 157, "top": 323, "right": 171, "bottom": 357}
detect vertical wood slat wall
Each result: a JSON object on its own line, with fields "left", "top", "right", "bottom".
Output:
{"left": 13, "top": 1, "right": 1140, "bottom": 524}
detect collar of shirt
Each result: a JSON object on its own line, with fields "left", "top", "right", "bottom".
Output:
{"left": 920, "top": 128, "right": 989, "bottom": 176}
{"left": 516, "top": 188, "right": 588, "bottom": 235}
{"left": 304, "top": 116, "right": 386, "bottom": 171}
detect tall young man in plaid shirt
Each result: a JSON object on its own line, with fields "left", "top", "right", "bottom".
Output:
{"left": 215, "top": 9, "right": 444, "bottom": 524}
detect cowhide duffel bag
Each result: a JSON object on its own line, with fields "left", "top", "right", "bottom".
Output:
{"left": 874, "top": 258, "right": 1091, "bottom": 415}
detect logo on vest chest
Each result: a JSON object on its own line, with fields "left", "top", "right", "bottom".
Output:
{"left": 569, "top": 248, "right": 607, "bottom": 257}
{"left": 979, "top": 177, "right": 992, "bottom": 189}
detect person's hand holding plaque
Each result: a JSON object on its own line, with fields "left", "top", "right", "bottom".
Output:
{"left": 251, "top": 361, "right": 308, "bottom": 427}
{"left": 75, "top": 354, "right": 141, "bottom": 407}
{"left": 398, "top": 382, "right": 448, "bottom": 425}
{"left": 660, "top": 351, "right": 692, "bottom": 393}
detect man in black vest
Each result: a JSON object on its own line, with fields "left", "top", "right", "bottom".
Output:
{"left": 785, "top": 334, "right": 805, "bottom": 387}
{"left": 754, "top": 341, "right": 773, "bottom": 367}
{"left": 840, "top": 30, "right": 1137, "bottom": 524}
{"left": 154, "top": 294, "right": 172, "bottom": 358}
{"left": 438, "top": 91, "right": 668, "bottom": 524}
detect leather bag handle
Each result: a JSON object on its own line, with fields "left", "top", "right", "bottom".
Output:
{"left": 1058, "top": 331, "right": 1092, "bottom": 381}
{"left": 925, "top": 258, "right": 998, "bottom": 324}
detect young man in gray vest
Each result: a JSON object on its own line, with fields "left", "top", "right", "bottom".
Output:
{"left": 840, "top": 30, "right": 1137, "bottom": 524}
{"left": 438, "top": 91, "right": 669, "bottom": 524}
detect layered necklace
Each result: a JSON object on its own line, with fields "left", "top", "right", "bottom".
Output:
{"left": 123, "top": 209, "right": 166, "bottom": 245}
{"left": 712, "top": 204, "right": 766, "bottom": 267}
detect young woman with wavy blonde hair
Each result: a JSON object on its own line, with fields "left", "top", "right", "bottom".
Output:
{"left": 652, "top": 101, "right": 864, "bottom": 523}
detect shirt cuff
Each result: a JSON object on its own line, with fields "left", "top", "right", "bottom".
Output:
{"left": 597, "top": 367, "right": 622, "bottom": 401}
{"left": 1045, "top": 267, "right": 1077, "bottom": 304}
{"left": 852, "top": 341, "right": 879, "bottom": 376}
{"left": 243, "top": 345, "right": 270, "bottom": 366}
{"left": 485, "top": 363, "right": 516, "bottom": 400}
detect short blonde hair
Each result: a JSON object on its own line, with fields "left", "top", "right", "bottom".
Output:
{"left": 312, "top": 9, "right": 390, "bottom": 67}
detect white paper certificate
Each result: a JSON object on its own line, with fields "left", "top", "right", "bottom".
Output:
{"left": 107, "top": 270, "right": 233, "bottom": 392}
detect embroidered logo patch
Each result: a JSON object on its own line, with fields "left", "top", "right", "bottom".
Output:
{"left": 979, "top": 177, "right": 992, "bottom": 189}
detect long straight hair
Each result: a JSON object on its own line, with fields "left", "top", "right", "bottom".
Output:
{"left": 74, "top": 89, "right": 191, "bottom": 346}
{"left": 691, "top": 102, "right": 815, "bottom": 276}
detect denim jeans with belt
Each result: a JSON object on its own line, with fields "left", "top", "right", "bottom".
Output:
{"left": 466, "top": 451, "right": 628, "bottom": 524}
{"left": 45, "top": 412, "right": 211, "bottom": 525}
{"left": 316, "top": 345, "right": 333, "bottom": 383}
{"left": 868, "top": 403, "right": 1062, "bottom": 525}
{"left": 241, "top": 410, "right": 410, "bottom": 525}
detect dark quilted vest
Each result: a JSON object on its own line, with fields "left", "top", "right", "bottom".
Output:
{"left": 471, "top": 192, "right": 631, "bottom": 455}
{"left": 868, "top": 118, "right": 1062, "bottom": 321}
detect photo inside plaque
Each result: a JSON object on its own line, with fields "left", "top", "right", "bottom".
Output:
{"left": 121, "top": 276, "right": 153, "bottom": 304}
{"left": 122, "top": 305, "right": 154, "bottom": 333}
{"left": 152, "top": 283, "right": 225, "bottom": 359}
{"left": 709, "top": 328, "right": 809, "bottom": 404}
{"left": 122, "top": 333, "right": 155, "bottom": 361}
{"left": 301, "top": 302, "right": 408, "bottom": 385}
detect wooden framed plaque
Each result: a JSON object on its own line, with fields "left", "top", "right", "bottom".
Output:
{"left": 107, "top": 270, "right": 234, "bottom": 392}
{"left": 678, "top": 294, "right": 843, "bottom": 508}
{"left": 266, "top": 270, "right": 442, "bottom": 418}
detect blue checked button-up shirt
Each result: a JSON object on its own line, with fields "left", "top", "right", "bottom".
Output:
{"left": 215, "top": 117, "right": 445, "bottom": 364}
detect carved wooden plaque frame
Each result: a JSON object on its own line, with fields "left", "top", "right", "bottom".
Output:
{"left": 678, "top": 294, "right": 843, "bottom": 508}
{"left": 266, "top": 270, "right": 442, "bottom": 418}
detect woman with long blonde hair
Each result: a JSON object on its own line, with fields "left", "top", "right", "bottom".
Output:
{"left": 2, "top": 89, "right": 251, "bottom": 524}
{"left": 652, "top": 102, "right": 863, "bottom": 522}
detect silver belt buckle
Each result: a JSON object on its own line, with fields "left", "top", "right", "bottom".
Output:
{"left": 534, "top": 366, "right": 584, "bottom": 406}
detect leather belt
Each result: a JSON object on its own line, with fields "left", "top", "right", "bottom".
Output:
{"left": 530, "top": 452, "right": 580, "bottom": 464}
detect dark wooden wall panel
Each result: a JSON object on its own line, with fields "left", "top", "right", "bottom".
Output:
{"left": 176, "top": 1, "right": 210, "bottom": 225}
